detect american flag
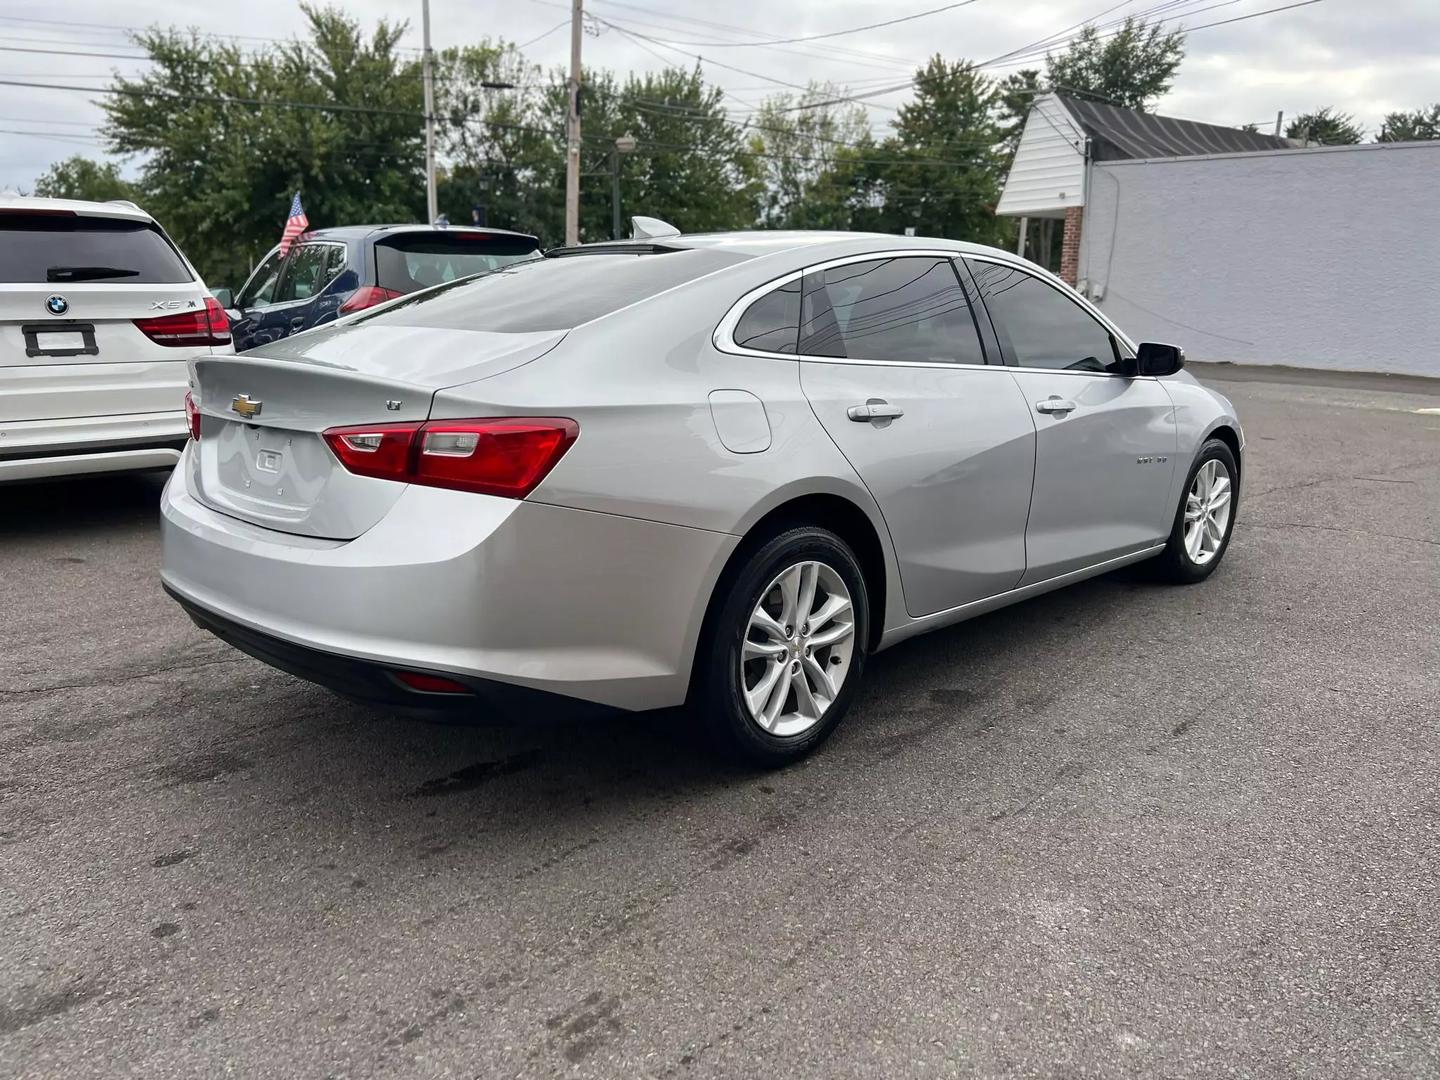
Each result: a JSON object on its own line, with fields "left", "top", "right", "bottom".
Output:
{"left": 278, "top": 192, "right": 309, "bottom": 257}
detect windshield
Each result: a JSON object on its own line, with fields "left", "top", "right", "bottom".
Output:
{"left": 0, "top": 214, "right": 192, "bottom": 284}
{"left": 375, "top": 232, "right": 541, "bottom": 292}
{"left": 358, "top": 248, "right": 748, "bottom": 333}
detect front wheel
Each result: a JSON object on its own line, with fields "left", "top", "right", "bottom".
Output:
{"left": 1156, "top": 438, "right": 1239, "bottom": 583}
{"left": 695, "top": 526, "right": 869, "bottom": 767}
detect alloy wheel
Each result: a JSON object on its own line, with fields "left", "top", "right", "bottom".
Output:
{"left": 1183, "top": 458, "right": 1233, "bottom": 566}
{"left": 740, "top": 560, "right": 856, "bottom": 737}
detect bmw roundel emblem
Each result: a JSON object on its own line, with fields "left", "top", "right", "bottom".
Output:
{"left": 45, "top": 295, "right": 69, "bottom": 316}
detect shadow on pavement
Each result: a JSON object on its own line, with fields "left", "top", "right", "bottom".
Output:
{"left": 0, "top": 470, "right": 170, "bottom": 541}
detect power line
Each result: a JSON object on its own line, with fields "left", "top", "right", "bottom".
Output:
{"left": 619, "top": 0, "right": 979, "bottom": 48}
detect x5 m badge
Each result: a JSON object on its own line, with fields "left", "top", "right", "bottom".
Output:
{"left": 231, "top": 394, "right": 263, "bottom": 419}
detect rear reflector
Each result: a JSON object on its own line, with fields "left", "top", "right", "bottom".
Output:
{"left": 184, "top": 391, "right": 201, "bottom": 440}
{"left": 338, "top": 285, "right": 403, "bottom": 314}
{"left": 393, "top": 671, "right": 472, "bottom": 694}
{"left": 134, "top": 296, "right": 231, "bottom": 347}
{"left": 322, "top": 417, "right": 579, "bottom": 499}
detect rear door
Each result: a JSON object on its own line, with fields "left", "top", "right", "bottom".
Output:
{"left": 0, "top": 209, "right": 203, "bottom": 423}
{"left": 966, "top": 257, "right": 1177, "bottom": 583}
{"left": 231, "top": 242, "right": 349, "bottom": 351}
{"left": 791, "top": 254, "right": 1036, "bottom": 617}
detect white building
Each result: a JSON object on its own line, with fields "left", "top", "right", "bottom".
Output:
{"left": 998, "top": 94, "right": 1440, "bottom": 376}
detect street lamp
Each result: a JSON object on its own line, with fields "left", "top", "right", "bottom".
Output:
{"left": 612, "top": 133, "right": 638, "bottom": 241}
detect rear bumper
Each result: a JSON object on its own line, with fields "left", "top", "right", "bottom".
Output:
{"left": 168, "top": 585, "right": 614, "bottom": 719}
{"left": 0, "top": 409, "right": 188, "bottom": 481}
{"left": 160, "top": 454, "right": 738, "bottom": 712}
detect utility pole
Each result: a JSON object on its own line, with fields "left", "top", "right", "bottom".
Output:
{"left": 422, "top": 0, "right": 437, "bottom": 224}
{"left": 565, "top": 0, "right": 583, "bottom": 245}
{"left": 1273, "top": 110, "right": 1284, "bottom": 138}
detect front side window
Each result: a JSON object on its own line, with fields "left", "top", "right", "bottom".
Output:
{"left": 799, "top": 257, "right": 985, "bottom": 365}
{"left": 274, "top": 244, "right": 347, "bottom": 303}
{"left": 733, "top": 279, "right": 801, "bottom": 354}
{"left": 237, "top": 250, "right": 284, "bottom": 310}
{"left": 967, "top": 259, "right": 1120, "bottom": 374}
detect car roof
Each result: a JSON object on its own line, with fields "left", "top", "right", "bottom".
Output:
{"left": 580, "top": 229, "right": 1013, "bottom": 261}
{"left": 304, "top": 223, "right": 540, "bottom": 244}
{"left": 0, "top": 193, "right": 154, "bottom": 223}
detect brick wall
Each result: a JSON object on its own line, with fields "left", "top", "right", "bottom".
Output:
{"left": 1059, "top": 207, "right": 1083, "bottom": 286}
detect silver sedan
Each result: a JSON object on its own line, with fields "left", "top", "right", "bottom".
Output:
{"left": 161, "top": 229, "right": 1242, "bottom": 765}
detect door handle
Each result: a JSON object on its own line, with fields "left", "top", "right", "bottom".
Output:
{"left": 1035, "top": 396, "right": 1077, "bottom": 415}
{"left": 289, "top": 315, "right": 305, "bottom": 330}
{"left": 847, "top": 400, "right": 905, "bottom": 423}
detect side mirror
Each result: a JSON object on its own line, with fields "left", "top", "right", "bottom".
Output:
{"left": 1136, "top": 341, "right": 1185, "bottom": 377}
{"left": 210, "top": 286, "right": 234, "bottom": 309}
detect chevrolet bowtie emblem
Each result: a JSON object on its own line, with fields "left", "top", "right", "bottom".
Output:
{"left": 231, "top": 394, "right": 263, "bottom": 418}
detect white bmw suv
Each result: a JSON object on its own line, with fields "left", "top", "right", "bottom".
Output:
{"left": 0, "top": 194, "right": 230, "bottom": 482}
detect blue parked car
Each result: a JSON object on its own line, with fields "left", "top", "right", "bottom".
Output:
{"left": 213, "top": 224, "right": 541, "bottom": 353}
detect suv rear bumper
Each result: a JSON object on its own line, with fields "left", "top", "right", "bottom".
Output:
{"left": 0, "top": 409, "right": 188, "bottom": 481}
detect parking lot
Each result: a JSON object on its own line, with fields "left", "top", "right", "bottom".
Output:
{"left": 2, "top": 366, "right": 1436, "bottom": 1079}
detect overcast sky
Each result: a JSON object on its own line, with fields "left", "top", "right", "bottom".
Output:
{"left": 3, "top": 0, "right": 1438, "bottom": 190}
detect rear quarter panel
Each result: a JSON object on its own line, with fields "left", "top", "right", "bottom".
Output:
{"left": 428, "top": 261, "right": 908, "bottom": 636}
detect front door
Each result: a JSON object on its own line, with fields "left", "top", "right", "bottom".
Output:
{"left": 966, "top": 258, "right": 1178, "bottom": 584}
{"left": 795, "top": 255, "right": 1037, "bottom": 617}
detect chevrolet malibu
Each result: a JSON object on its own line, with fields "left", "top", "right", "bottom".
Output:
{"left": 161, "top": 229, "right": 1242, "bottom": 765}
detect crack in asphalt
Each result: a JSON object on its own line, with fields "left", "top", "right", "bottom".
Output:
{"left": 0, "top": 655, "right": 247, "bottom": 697}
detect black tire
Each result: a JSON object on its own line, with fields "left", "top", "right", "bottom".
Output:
{"left": 1155, "top": 437, "right": 1239, "bottom": 584}
{"left": 695, "top": 526, "right": 869, "bottom": 767}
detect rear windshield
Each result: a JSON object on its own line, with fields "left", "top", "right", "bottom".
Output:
{"left": 376, "top": 232, "right": 540, "bottom": 292}
{"left": 359, "top": 248, "right": 747, "bottom": 332}
{"left": 0, "top": 213, "right": 193, "bottom": 284}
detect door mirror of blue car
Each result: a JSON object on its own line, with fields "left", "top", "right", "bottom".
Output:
{"left": 210, "top": 286, "right": 234, "bottom": 309}
{"left": 1136, "top": 342, "right": 1185, "bottom": 377}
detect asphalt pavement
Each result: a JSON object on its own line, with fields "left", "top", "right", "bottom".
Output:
{"left": 2, "top": 367, "right": 1437, "bottom": 1079}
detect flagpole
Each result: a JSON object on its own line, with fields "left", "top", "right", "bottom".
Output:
{"left": 422, "top": 0, "right": 438, "bottom": 225}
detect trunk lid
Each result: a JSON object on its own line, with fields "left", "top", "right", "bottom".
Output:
{"left": 189, "top": 322, "right": 566, "bottom": 539}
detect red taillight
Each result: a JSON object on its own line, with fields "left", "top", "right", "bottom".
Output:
{"left": 184, "top": 391, "right": 201, "bottom": 440}
{"left": 338, "top": 285, "right": 404, "bottom": 314}
{"left": 321, "top": 417, "right": 578, "bottom": 499}
{"left": 393, "top": 671, "right": 472, "bottom": 694}
{"left": 134, "top": 297, "right": 231, "bottom": 347}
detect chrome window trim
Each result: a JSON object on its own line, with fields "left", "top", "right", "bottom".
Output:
{"left": 713, "top": 248, "right": 998, "bottom": 371}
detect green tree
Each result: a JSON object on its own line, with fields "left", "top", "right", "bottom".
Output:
{"left": 748, "top": 85, "right": 873, "bottom": 230}
{"left": 103, "top": 4, "right": 424, "bottom": 286}
{"left": 32, "top": 156, "right": 141, "bottom": 202}
{"left": 864, "top": 56, "right": 1006, "bottom": 244}
{"left": 1042, "top": 17, "right": 1185, "bottom": 111}
{"left": 1286, "top": 107, "right": 1364, "bottom": 145}
{"left": 433, "top": 41, "right": 561, "bottom": 237}
{"left": 1376, "top": 104, "right": 1440, "bottom": 142}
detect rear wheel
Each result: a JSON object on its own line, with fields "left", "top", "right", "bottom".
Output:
{"left": 696, "top": 526, "right": 868, "bottom": 766}
{"left": 1156, "top": 438, "right": 1238, "bottom": 583}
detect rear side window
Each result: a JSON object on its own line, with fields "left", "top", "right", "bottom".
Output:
{"left": 733, "top": 279, "right": 801, "bottom": 354}
{"left": 967, "top": 259, "right": 1120, "bottom": 374}
{"left": 376, "top": 232, "right": 541, "bottom": 292}
{"left": 800, "top": 257, "right": 985, "bottom": 365}
{"left": 0, "top": 213, "right": 192, "bottom": 284}
{"left": 360, "top": 249, "right": 746, "bottom": 333}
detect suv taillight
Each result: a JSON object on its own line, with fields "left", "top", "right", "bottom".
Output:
{"left": 184, "top": 391, "right": 201, "bottom": 440}
{"left": 134, "top": 296, "right": 231, "bottom": 347}
{"left": 321, "top": 418, "right": 578, "bottom": 499}
{"left": 338, "top": 286, "right": 403, "bottom": 314}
